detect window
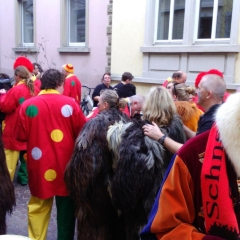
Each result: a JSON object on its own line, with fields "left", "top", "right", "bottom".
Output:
{"left": 67, "top": 0, "right": 86, "bottom": 46}
{"left": 155, "top": 0, "right": 186, "bottom": 42}
{"left": 20, "top": 0, "right": 34, "bottom": 46}
{"left": 195, "top": 0, "right": 233, "bottom": 40}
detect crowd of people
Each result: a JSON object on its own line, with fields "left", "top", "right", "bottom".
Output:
{"left": 0, "top": 55, "right": 239, "bottom": 240}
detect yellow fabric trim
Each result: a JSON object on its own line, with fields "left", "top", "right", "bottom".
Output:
{"left": 38, "top": 89, "right": 60, "bottom": 95}
{"left": 66, "top": 74, "right": 74, "bottom": 79}
{"left": 28, "top": 196, "right": 53, "bottom": 240}
{"left": 31, "top": 75, "right": 37, "bottom": 81}
{"left": 17, "top": 80, "right": 25, "bottom": 85}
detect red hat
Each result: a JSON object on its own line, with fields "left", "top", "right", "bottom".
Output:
{"left": 195, "top": 72, "right": 207, "bottom": 88}
{"left": 195, "top": 69, "right": 224, "bottom": 88}
{"left": 13, "top": 56, "right": 33, "bottom": 72}
{"left": 207, "top": 69, "right": 223, "bottom": 78}
{"left": 62, "top": 64, "right": 74, "bottom": 73}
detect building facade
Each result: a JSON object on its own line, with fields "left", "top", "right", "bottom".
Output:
{"left": 0, "top": 0, "right": 112, "bottom": 88}
{"left": 111, "top": 0, "right": 240, "bottom": 95}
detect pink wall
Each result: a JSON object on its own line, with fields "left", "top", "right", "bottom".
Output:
{"left": 0, "top": 0, "right": 109, "bottom": 88}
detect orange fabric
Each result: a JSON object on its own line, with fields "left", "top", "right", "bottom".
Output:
{"left": 175, "top": 101, "right": 203, "bottom": 132}
{"left": 151, "top": 157, "right": 205, "bottom": 240}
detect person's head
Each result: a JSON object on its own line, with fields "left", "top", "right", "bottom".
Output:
{"left": 142, "top": 86, "right": 176, "bottom": 127}
{"left": 14, "top": 66, "right": 35, "bottom": 96}
{"left": 101, "top": 72, "right": 111, "bottom": 87}
{"left": 166, "top": 81, "right": 174, "bottom": 96}
{"left": 13, "top": 56, "right": 33, "bottom": 73}
{"left": 98, "top": 89, "right": 119, "bottom": 113}
{"left": 121, "top": 72, "right": 134, "bottom": 84}
{"left": 33, "top": 63, "right": 43, "bottom": 76}
{"left": 128, "top": 95, "right": 145, "bottom": 117}
{"left": 197, "top": 74, "right": 226, "bottom": 111}
{"left": 172, "top": 83, "right": 196, "bottom": 101}
{"left": 62, "top": 64, "right": 74, "bottom": 77}
{"left": 172, "top": 71, "right": 187, "bottom": 84}
{"left": 41, "top": 69, "right": 65, "bottom": 93}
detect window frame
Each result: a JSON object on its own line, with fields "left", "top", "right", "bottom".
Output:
{"left": 20, "top": 0, "right": 34, "bottom": 47}
{"left": 58, "top": 0, "right": 90, "bottom": 52}
{"left": 147, "top": 0, "right": 240, "bottom": 48}
{"left": 154, "top": 0, "right": 185, "bottom": 44}
{"left": 194, "top": 0, "right": 233, "bottom": 43}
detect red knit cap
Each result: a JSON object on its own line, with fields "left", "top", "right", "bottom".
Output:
{"left": 13, "top": 56, "right": 33, "bottom": 72}
{"left": 62, "top": 64, "right": 74, "bottom": 73}
{"left": 195, "top": 72, "right": 207, "bottom": 88}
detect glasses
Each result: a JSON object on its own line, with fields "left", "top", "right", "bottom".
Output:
{"left": 104, "top": 77, "right": 111, "bottom": 80}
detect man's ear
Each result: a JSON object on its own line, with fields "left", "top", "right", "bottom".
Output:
{"left": 206, "top": 90, "right": 212, "bottom": 99}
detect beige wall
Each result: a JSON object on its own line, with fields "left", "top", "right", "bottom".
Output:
{"left": 111, "top": 0, "right": 146, "bottom": 77}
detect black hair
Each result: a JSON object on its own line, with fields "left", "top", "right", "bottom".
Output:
{"left": 40, "top": 69, "right": 64, "bottom": 90}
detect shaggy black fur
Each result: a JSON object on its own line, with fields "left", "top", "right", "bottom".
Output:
{"left": 65, "top": 108, "right": 130, "bottom": 240}
{"left": 0, "top": 132, "right": 15, "bottom": 234}
{"left": 111, "top": 115, "right": 186, "bottom": 240}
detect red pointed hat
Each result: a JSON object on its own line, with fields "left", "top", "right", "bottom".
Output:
{"left": 13, "top": 56, "right": 33, "bottom": 72}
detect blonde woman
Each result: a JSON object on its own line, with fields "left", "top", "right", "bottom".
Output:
{"left": 0, "top": 66, "right": 39, "bottom": 181}
{"left": 172, "top": 83, "right": 203, "bottom": 132}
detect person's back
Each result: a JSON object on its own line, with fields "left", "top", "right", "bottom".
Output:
{"left": 62, "top": 64, "right": 82, "bottom": 105}
{"left": 114, "top": 72, "right": 136, "bottom": 98}
{"left": 16, "top": 69, "right": 86, "bottom": 240}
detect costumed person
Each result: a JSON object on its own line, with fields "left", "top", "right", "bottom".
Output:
{"left": 92, "top": 72, "right": 113, "bottom": 107}
{"left": 0, "top": 66, "right": 39, "bottom": 183}
{"left": 65, "top": 89, "right": 131, "bottom": 240}
{"left": 141, "top": 92, "right": 240, "bottom": 240}
{"left": 110, "top": 86, "right": 186, "bottom": 240}
{"left": 13, "top": 57, "right": 42, "bottom": 185}
{"left": 143, "top": 73, "right": 227, "bottom": 154}
{"left": 62, "top": 63, "right": 82, "bottom": 105}
{"left": 14, "top": 56, "right": 41, "bottom": 90}
{"left": 0, "top": 131, "right": 15, "bottom": 234}
{"left": 0, "top": 73, "right": 13, "bottom": 129}
{"left": 193, "top": 69, "right": 230, "bottom": 112}
{"left": 172, "top": 83, "right": 203, "bottom": 132}
{"left": 15, "top": 69, "right": 86, "bottom": 240}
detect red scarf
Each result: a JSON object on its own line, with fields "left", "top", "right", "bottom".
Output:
{"left": 201, "top": 124, "right": 239, "bottom": 239}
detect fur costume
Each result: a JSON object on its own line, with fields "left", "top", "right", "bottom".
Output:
{"left": 110, "top": 115, "right": 186, "bottom": 240}
{"left": 175, "top": 101, "right": 203, "bottom": 132}
{"left": 65, "top": 108, "right": 130, "bottom": 240}
{"left": 65, "top": 111, "right": 186, "bottom": 240}
{"left": 0, "top": 132, "right": 15, "bottom": 234}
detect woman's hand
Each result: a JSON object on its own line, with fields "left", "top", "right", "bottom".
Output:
{"left": 142, "top": 122, "right": 164, "bottom": 140}
{"left": 0, "top": 89, "right": 6, "bottom": 94}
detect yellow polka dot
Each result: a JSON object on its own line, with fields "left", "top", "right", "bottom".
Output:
{"left": 50, "top": 129, "right": 63, "bottom": 142}
{"left": 23, "top": 153, "right": 27, "bottom": 161}
{"left": 44, "top": 169, "right": 57, "bottom": 181}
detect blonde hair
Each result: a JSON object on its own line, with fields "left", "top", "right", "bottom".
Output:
{"left": 14, "top": 66, "right": 35, "bottom": 96}
{"left": 142, "top": 86, "right": 176, "bottom": 127}
{"left": 172, "top": 83, "right": 196, "bottom": 101}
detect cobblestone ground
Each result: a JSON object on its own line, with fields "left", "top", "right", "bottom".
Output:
{"left": 6, "top": 169, "right": 77, "bottom": 239}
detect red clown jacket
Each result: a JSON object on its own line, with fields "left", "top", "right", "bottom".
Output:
{"left": 63, "top": 74, "right": 82, "bottom": 105}
{"left": 16, "top": 89, "right": 86, "bottom": 199}
{"left": 0, "top": 81, "right": 39, "bottom": 150}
